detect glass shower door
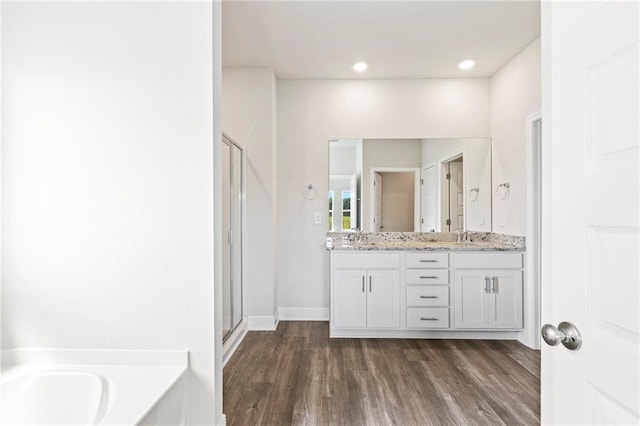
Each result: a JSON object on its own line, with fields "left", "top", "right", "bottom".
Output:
{"left": 222, "top": 137, "right": 244, "bottom": 341}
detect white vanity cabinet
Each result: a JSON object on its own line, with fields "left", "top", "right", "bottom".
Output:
{"left": 405, "top": 252, "right": 451, "bottom": 329}
{"left": 453, "top": 253, "right": 524, "bottom": 330}
{"left": 330, "top": 249, "right": 524, "bottom": 338}
{"left": 331, "top": 253, "right": 400, "bottom": 329}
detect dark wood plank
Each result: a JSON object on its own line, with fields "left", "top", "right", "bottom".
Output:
{"left": 223, "top": 322, "right": 540, "bottom": 426}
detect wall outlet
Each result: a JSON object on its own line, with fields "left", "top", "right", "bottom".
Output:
{"left": 500, "top": 215, "right": 506, "bottom": 227}
{"left": 314, "top": 212, "right": 322, "bottom": 225}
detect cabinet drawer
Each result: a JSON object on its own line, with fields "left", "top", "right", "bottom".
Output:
{"left": 406, "top": 269, "right": 449, "bottom": 285}
{"left": 406, "top": 252, "right": 449, "bottom": 268}
{"left": 406, "top": 308, "right": 450, "bottom": 328}
{"left": 333, "top": 252, "right": 400, "bottom": 269}
{"left": 406, "top": 286, "right": 449, "bottom": 306}
{"left": 454, "top": 252, "right": 523, "bottom": 269}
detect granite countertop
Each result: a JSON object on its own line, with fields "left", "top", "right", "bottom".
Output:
{"left": 326, "top": 232, "right": 525, "bottom": 252}
{"left": 329, "top": 240, "right": 521, "bottom": 251}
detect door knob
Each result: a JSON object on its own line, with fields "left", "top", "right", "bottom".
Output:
{"left": 541, "top": 321, "right": 582, "bottom": 351}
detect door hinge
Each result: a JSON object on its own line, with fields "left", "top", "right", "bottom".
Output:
{"left": 421, "top": 218, "right": 424, "bottom": 224}
{"left": 446, "top": 173, "right": 451, "bottom": 180}
{"left": 420, "top": 179, "right": 424, "bottom": 185}
{"left": 446, "top": 219, "right": 451, "bottom": 226}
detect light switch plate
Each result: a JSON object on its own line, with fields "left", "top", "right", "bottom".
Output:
{"left": 314, "top": 212, "right": 322, "bottom": 225}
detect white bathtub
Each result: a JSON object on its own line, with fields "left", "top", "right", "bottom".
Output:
{"left": 0, "top": 349, "right": 188, "bottom": 425}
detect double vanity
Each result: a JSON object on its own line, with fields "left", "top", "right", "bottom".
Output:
{"left": 328, "top": 232, "right": 525, "bottom": 339}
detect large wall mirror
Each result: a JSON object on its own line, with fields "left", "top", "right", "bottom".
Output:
{"left": 328, "top": 138, "right": 492, "bottom": 233}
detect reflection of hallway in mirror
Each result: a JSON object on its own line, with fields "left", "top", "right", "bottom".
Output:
{"left": 442, "top": 156, "right": 464, "bottom": 231}
{"left": 378, "top": 172, "right": 415, "bottom": 232}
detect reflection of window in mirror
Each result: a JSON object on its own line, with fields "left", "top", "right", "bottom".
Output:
{"left": 341, "top": 191, "right": 351, "bottom": 231}
{"left": 328, "top": 191, "right": 334, "bottom": 231}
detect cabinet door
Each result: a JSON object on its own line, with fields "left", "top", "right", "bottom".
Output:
{"left": 366, "top": 270, "right": 400, "bottom": 328}
{"left": 454, "top": 270, "right": 490, "bottom": 329}
{"left": 488, "top": 270, "right": 523, "bottom": 329}
{"left": 333, "top": 270, "right": 367, "bottom": 328}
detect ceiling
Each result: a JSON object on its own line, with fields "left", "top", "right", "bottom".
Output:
{"left": 222, "top": 1, "right": 541, "bottom": 80}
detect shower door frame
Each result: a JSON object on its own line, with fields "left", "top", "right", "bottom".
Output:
{"left": 222, "top": 134, "right": 247, "bottom": 352}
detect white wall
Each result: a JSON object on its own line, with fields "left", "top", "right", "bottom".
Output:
{"left": 222, "top": 68, "right": 279, "bottom": 330}
{"left": 277, "top": 78, "right": 490, "bottom": 315}
{"left": 491, "top": 38, "right": 541, "bottom": 235}
{"left": 421, "top": 138, "right": 492, "bottom": 232}
{"left": 1, "top": 2, "right": 222, "bottom": 423}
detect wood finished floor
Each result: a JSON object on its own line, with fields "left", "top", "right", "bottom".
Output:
{"left": 223, "top": 322, "right": 540, "bottom": 426}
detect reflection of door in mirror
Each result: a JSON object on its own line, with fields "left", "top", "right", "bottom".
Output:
{"left": 373, "top": 172, "right": 383, "bottom": 231}
{"left": 421, "top": 165, "right": 437, "bottom": 232}
{"left": 449, "top": 159, "right": 464, "bottom": 231}
{"left": 442, "top": 156, "right": 464, "bottom": 231}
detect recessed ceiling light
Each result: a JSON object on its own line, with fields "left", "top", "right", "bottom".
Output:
{"left": 353, "top": 62, "right": 368, "bottom": 73}
{"left": 458, "top": 59, "right": 475, "bottom": 70}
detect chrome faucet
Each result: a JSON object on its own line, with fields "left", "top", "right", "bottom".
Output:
{"left": 456, "top": 230, "right": 471, "bottom": 243}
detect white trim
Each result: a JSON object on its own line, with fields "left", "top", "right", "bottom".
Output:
{"left": 330, "top": 329, "right": 520, "bottom": 339}
{"left": 278, "top": 307, "right": 330, "bottom": 321}
{"left": 248, "top": 315, "right": 279, "bottom": 331}
{"left": 368, "top": 167, "right": 421, "bottom": 232}
{"left": 222, "top": 320, "right": 248, "bottom": 367}
{"left": 520, "top": 111, "right": 542, "bottom": 350}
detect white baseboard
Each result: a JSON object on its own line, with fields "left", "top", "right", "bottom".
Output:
{"left": 217, "top": 413, "right": 226, "bottom": 426}
{"left": 518, "top": 329, "right": 541, "bottom": 350}
{"left": 278, "top": 307, "right": 329, "bottom": 321}
{"left": 248, "top": 315, "right": 278, "bottom": 331}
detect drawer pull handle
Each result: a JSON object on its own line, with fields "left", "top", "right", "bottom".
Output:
{"left": 420, "top": 317, "right": 439, "bottom": 321}
{"left": 419, "top": 275, "right": 438, "bottom": 279}
{"left": 420, "top": 295, "right": 438, "bottom": 299}
{"left": 420, "top": 260, "right": 438, "bottom": 263}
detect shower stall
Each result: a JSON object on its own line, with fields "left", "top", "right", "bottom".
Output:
{"left": 222, "top": 135, "right": 245, "bottom": 341}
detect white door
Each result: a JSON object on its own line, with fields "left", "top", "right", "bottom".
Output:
{"left": 421, "top": 165, "right": 437, "bottom": 232}
{"left": 543, "top": 1, "right": 639, "bottom": 424}
{"left": 449, "top": 161, "right": 464, "bottom": 231}
{"left": 333, "top": 270, "right": 367, "bottom": 329}
{"left": 366, "top": 270, "right": 400, "bottom": 328}
{"left": 373, "top": 172, "right": 383, "bottom": 231}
